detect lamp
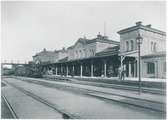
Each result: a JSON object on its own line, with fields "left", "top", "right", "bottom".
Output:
{"left": 136, "top": 32, "right": 143, "bottom": 94}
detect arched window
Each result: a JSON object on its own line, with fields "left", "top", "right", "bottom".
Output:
{"left": 131, "top": 40, "right": 134, "bottom": 51}
{"left": 153, "top": 43, "right": 157, "bottom": 52}
{"left": 89, "top": 49, "right": 92, "bottom": 56}
{"left": 80, "top": 50, "right": 82, "bottom": 58}
{"left": 83, "top": 49, "right": 86, "bottom": 57}
{"left": 126, "top": 41, "right": 129, "bottom": 51}
{"left": 92, "top": 49, "right": 95, "bottom": 55}
{"left": 76, "top": 51, "right": 78, "bottom": 58}
{"left": 91, "top": 49, "right": 93, "bottom": 55}
{"left": 151, "top": 42, "right": 154, "bottom": 51}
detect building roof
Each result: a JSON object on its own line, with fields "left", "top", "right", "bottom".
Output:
{"left": 72, "top": 34, "right": 120, "bottom": 47}
{"left": 86, "top": 33, "right": 120, "bottom": 45}
{"left": 66, "top": 34, "right": 120, "bottom": 51}
{"left": 95, "top": 45, "right": 120, "bottom": 57}
{"left": 87, "top": 37, "right": 120, "bottom": 45}
{"left": 33, "top": 48, "right": 56, "bottom": 57}
{"left": 58, "top": 57, "right": 68, "bottom": 62}
{"left": 55, "top": 46, "right": 120, "bottom": 64}
{"left": 67, "top": 45, "right": 74, "bottom": 49}
{"left": 117, "top": 21, "right": 166, "bottom": 36}
{"left": 71, "top": 38, "right": 89, "bottom": 47}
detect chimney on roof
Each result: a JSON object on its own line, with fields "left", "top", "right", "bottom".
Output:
{"left": 83, "top": 35, "right": 86, "bottom": 39}
{"left": 43, "top": 48, "right": 46, "bottom": 52}
{"left": 136, "top": 21, "right": 142, "bottom": 26}
{"left": 62, "top": 47, "right": 65, "bottom": 51}
{"left": 146, "top": 24, "right": 151, "bottom": 28}
{"left": 103, "top": 36, "right": 108, "bottom": 39}
{"left": 97, "top": 32, "right": 102, "bottom": 38}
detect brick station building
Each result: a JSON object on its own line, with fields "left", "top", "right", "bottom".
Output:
{"left": 33, "top": 22, "right": 166, "bottom": 79}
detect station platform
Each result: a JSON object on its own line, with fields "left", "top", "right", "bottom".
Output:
{"left": 43, "top": 75, "right": 166, "bottom": 89}
{"left": 3, "top": 77, "right": 165, "bottom": 119}
{"left": 8, "top": 76, "right": 165, "bottom": 103}
{"left": 44, "top": 75, "right": 166, "bottom": 82}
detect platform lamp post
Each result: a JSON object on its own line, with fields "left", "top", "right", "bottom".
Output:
{"left": 136, "top": 32, "right": 143, "bottom": 94}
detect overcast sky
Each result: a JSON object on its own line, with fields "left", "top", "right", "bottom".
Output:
{"left": 1, "top": 1, "right": 166, "bottom": 62}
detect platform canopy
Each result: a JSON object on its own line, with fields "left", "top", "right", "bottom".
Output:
{"left": 119, "top": 50, "right": 138, "bottom": 57}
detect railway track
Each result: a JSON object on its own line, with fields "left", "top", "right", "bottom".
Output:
{"left": 4, "top": 81, "right": 81, "bottom": 119}
{"left": 2, "top": 95, "right": 18, "bottom": 119}
{"left": 13, "top": 77, "right": 165, "bottom": 113}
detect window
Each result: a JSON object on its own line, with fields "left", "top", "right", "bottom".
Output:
{"left": 89, "top": 49, "right": 92, "bottom": 56}
{"left": 131, "top": 40, "right": 134, "bottom": 51}
{"left": 83, "top": 49, "right": 86, "bottom": 57}
{"left": 147, "top": 62, "right": 155, "bottom": 74}
{"left": 93, "top": 50, "right": 95, "bottom": 55}
{"left": 76, "top": 51, "right": 78, "bottom": 58}
{"left": 91, "top": 49, "right": 93, "bottom": 55}
{"left": 153, "top": 43, "right": 157, "bottom": 52}
{"left": 89, "top": 49, "right": 94, "bottom": 56}
{"left": 84, "top": 49, "right": 87, "bottom": 57}
{"left": 126, "top": 41, "right": 129, "bottom": 51}
{"left": 80, "top": 50, "right": 82, "bottom": 58}
{"left": 151, "top": 42, "right": 157, "bottom": 52}
{"left": 151, "top": 42, "right": 154, "bottom": 51}
{"left": 164, "top": 62, "right": 166, "bottom": 72}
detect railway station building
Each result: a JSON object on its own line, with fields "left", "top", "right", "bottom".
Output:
{"left": 118, "top": 21, "right": 166, "bottom": 79}
{"left": 33, "top": 22, "right": 166, "bottom": 79}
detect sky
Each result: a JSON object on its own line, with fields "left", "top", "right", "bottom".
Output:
{"left": 1, "top": 1, "right": 166, "bottom": 63}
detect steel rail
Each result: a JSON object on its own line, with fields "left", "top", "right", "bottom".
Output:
{"left": 2, "top": 95, "right": 18, "bottom": 119}
{"left": 5, "top": 78, "right": 165, "bottom": 113}
{"left": 4, "top": 81, "right": 81, "bottom": 119}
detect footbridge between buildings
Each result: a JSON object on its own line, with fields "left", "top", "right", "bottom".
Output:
{"left": 1, "top": 62, "right": 28, "bottom": 75}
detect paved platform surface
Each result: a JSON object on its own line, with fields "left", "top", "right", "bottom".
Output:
{"left": 68, "top": 77, "right": 165, "bottom": 95}
{"left": 2, "top": 77, "right": 165, "bottom": 119}
{"left": 51, "top": 75, "right": 166, "bottom": 82}
{"left": 44, "top": 75, "right": 166, "bottom": 89}
{"left": 20, "top": 76, "right": 165, "bottom": 103}
{"left": 18, "top": 76, "right": 166, "bottom": 112}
